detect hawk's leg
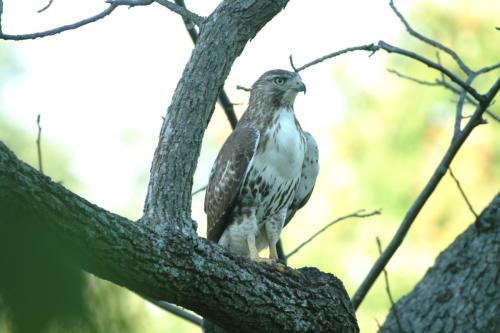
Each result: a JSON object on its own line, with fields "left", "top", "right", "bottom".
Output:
{"left": 265, "top": 210, "right": 286, "bottom": 261}
{"left": 247, "top": 233, "right": 260, "bottom": 260}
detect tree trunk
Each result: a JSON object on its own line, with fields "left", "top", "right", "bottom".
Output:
{"left": 0, "top": 141, "right": 359, "bottom": 333}
{"left": 380, "top": 193, "right": 500, "bottom": 333}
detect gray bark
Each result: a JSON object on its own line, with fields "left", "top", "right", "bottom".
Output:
{"left": 0, "top": 141, "right": 359, "bottom": 333}
{"left": 380, "top": 193, "right": 500, "bottom": 333}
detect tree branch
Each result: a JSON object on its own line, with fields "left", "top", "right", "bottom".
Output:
{"left": 448, "top": 168, "right": 478, "bottom": 219}
{"left": 141, "top": 295, "right": 202, "bottom": 326}
{"left": 377, "top": 41, "right": 484, "bottom": 103}
{"left": 380, "top": 194, "right": 500, "bottom": 332}
{"left": 376, "top": 237, "right": 404, "bottom": 333}
{"left": 389, "top": 0, "right": 472, "bottom": 75}
{"left": 38, "top": 0, "right": 55, "bottom": 13}
{"left": 0, "top": 141, "right": 359, "bottom": 333}
{"left": 285, "top": 209, "right": 381, "bottom": 260}
{"left": 105, "top": 0, "right": 204, "bottom": 26}
{"left": 295, "top": 44, "right": 379, "bottom": 72}
{"left": 36, "top": 114, "right": 43, "bottom": 175}
{"left": 0, "top": 5, "right": 117, "bottom": 40}
{"left": 351, "top": 77, "right": 500, "bottom": 309}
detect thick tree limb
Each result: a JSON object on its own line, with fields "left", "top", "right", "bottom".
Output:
{"left": 142, "top": 0, "right": 291, "bottom": 234}
{"left": 0, "top": 141, "right": 359, "bottom": 333}
{"left": 173, "top": 0, "right": 238, "bottom": 129}
{"left": 380, "top": 193, "right": 500, "bottom": 332}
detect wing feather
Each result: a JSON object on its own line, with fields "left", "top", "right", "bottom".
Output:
{"left": 285, "top": 132, "right": 319, "bottom": 226}
{"left": 205, "top": 126, "right": 259, "bottom": 242}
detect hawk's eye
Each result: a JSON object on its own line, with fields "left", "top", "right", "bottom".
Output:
{"left": 274, "top": 77, "right": 286, "bottom": 85}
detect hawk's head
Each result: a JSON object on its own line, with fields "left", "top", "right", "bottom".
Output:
{"left": 250, "top": 69, "right": 306, "bottom": 108}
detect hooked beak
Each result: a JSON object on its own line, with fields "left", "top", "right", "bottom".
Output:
{"left": 298, "top": 82, "right": 307, "bottom": 94}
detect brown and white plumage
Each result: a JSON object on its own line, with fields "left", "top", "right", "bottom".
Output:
{"left": 205, "top": 69, "right": 319, "bottom": 261}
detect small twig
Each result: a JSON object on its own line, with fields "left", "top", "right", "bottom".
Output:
{"left": 453, "top": 74, "right": 475, "bottom": 137}
{"left": 389, "top": 0, "right": 472, "bottom": 75}
{"left": 192, "top": 184, "right": 207, "bottom": 196}
{"left": 436, "top": 52, "right": 446, "bottom": 82}
{"left": 475, "top": 62, "right": 500, "bottom": 76}
{"left": 156, "top": 0, "right": 204, "bottom": 25}
{"left": 236, "top": 85, "right": 251, "bottom": 92}
{"left": 106, "top": 0, "right": 204, "bottom": 26}
{"left": 485, "top": 110, "right": 500, "bottom": 123}
{"left": 37, "top": 0, "right": 55, "bottom": 13}
{"left": 36, "top": 114, "right": 43, "bottom": 175}
{"left": 387, "top": 69, "right": 439, "bottom": 87}
{"left": 296, "top": 44, "right": 379, "bottom": 72}
{"left": 141, "top": 295, "right": 202, "bottom": 326}
{"left": 375, "top": 318, "right": 382, "bottom": 331}
{"left": 0, "top": 5, "right": 117, "bottom": 40}
{"left": 285, "top": 209, "right": 381, "bottom": 260}
{"left": 0, "top": 0, "right": 3, "bottom": 35}
{"left": 173, "top": 0, "right": 199, "bottom": 42}
{"left": 377, "top": 41, "right": 483, "bottom": 103}
{"left": 387, "top": 69, "right": 482, "bottom": 108}
{"left": 376, "top": 237, "right": 405, "bottom": 333}
{"left": 289, "top": 55, "right": 298, "bottom": 72}
{"left": 448, "top": 168, "right": 478, "bottom": 219}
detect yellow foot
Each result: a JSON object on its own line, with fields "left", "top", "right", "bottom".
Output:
{"left": 251, "top": 257, "right": 289, "bottom": 273}
{"left": 252, "top": 257, "right": 276, "bottom": 265}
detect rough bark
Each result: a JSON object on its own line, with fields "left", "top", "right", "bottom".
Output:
{"left": 0, "top": 141, "right": 359, "bottom": 333}
{"left": 142, "top": 0, "right": 290, "bottom": 235}
{"left": 381, "top": 193, "right": 500, "bottom": 333}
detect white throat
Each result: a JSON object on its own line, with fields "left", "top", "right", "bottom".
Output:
{"left": 256, "top": 108, "right": 305, "bottom": 179}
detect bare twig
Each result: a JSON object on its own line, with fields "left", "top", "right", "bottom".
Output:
{"left": 173, "top": 0, "right": 199, "bottom": 41}
{"left": 453, "top": 74, "right": 475, "bottom": 136}
{"left": 236, "top": 85, "right": 251, "bottom": 92}
{"left": 387, "top": 69, "right": 440, "bottom": 87}
{"left": 387, "top": 69, "right": 481, "bottom": 107}
{"left": 38, "top": 0, "right": 55, "bottom": 13}
{"left": 485, "top": 110, "right": 500, "bottom": 122}
{"left": 0, "top": 5, "right": 117, "bottom": 40}
{"left": 289, "top": 55, "right": 298, "bottom": 72}
{"left": 296, "top": 44, "right": 379, "bottom": 72}
{"left": 105, "top": 0, "right": 204, "bottom": 26}
{"left": 141, "top": 295, "right": 202, "bottom": 326}
{"left": 192, "top": 185, "right": 207, "bottom": 196}
{"left": 377, "top": 41, "right": 483, "bottom": 103}
{"left": 376, "top": 237, "right": 405, "bottom": 333}
{"left": 36, "top": 114, "right": 43, "bottom": 175}
{"left": 285, "top": 209, "right": 381, "bottom": 260}
{"left": 217, "top": 90, "right": 238, "bottom": 129}
{"left": 352, "top": 77, "right": 500, "bottom": 309}
{"left": 0, "top": 0, "right": 3, "bottom": 35}
{"left": 475, "top": 62, "right": 500, "bottom": 76}
{"left": 448, "top": 168, "right": 478, "bottom": 219}
{"left": 156, "top": 0, "right": 204, "bottom": 25}
{"left": 389, "top": 0, "right": 472, "bottom": 75}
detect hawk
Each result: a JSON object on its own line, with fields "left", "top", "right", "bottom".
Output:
{"left": 205, "top": 69, "right": 319, "bottom": 262}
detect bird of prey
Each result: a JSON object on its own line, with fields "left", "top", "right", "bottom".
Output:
{"left": 205, "top": 69, "right": 319, "bottom": 262}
